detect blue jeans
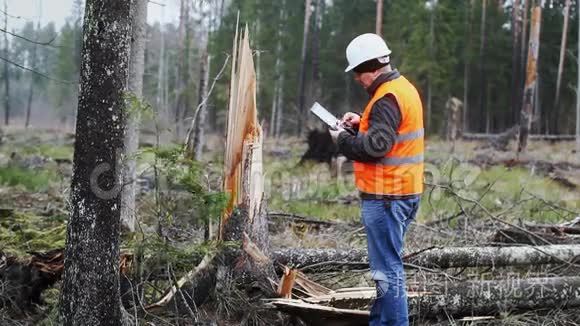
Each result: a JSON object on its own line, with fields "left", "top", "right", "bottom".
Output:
{"left": 362, "top": 197, "right": 420, "bottom": 326}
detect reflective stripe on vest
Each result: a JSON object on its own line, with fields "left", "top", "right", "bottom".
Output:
{"left": 395, "top": 128, "right": 424, "bottom": 143}
{"left": 378, "top": 154, "right": 424, "bottom": 166}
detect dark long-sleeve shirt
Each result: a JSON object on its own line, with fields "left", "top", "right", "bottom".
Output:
{"left": 337, "top": 70, "right": 402, "bottom": 162}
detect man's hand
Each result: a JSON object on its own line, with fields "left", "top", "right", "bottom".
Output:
{"left": 341, "top": 112, "right": 360, "bottom": 128}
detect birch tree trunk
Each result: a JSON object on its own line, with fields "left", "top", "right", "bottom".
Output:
{"left": 121, "top": 0, "right": 147, "bottom": 233}
{"left": 297, "top": 0, "right": 312, "bottom": 136}
{"left": 3, "top": 1, "right": 10, "bottom": 126}
{"left": 273, "top": 245, "right": 580, "bottom": 270}
{"left": 518, "top": 3, "right": 542, "bottom": 153}
{"left": 554, "top": 0, "right": 571, "bottom": 110}
{"left": 59, "top": 0, "right": 132, "bottom": 324}
{"left": 375, "top": 0, "right": 383, "bottom": 36}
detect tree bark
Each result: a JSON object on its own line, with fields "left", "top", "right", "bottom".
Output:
{"left": 273, "top": 1, "right": 286, "bottom": 139}
{"left": 174, "top": 0, "right": 189, "bottom": 138}
{"left": 410, "top": 276, "right": 580, "bottom": 319}
{"left": 463, "top": 0, "right": 474, "bottom": 133}
{"left": 272, "top": 245, "right": 580, "bottom": 270}
{"left": 310, "top": 0, "right": 323, "bottom": 112}
{"left": 270, "top": 76, "right": 278, "bottom": 138}
{"left": 25, "top": 38, "right": 38, "bottom": 129}
{"left": 192, "top": 52, "right": 210, "bottom": 161}
{"left": 427, "top": 2, "right": 436, "bottom": 133}
{"left": 577, "top": 0, "right": 580, "bottom": 152}
{"left": 155, "top": 5, "right": 167, "bottom": 122}
{"left": 511, "top": 0, "right": 522, "bottom": 126}
{"left": 121, "top": 0, "right": 147, "bottom": 233}
{"left": 58, "top": 0, "right": 133, "bottom": 324}
{"left": 478, "top": 0, "right": 488, "bottom": 133}
{"left": 375, "top": 0, "right": 383, "bottom": 36}
{"left": 297, "top": 0, "right": 312, "bottom": 136}
{"left": 521, "top": 0, "right": 529, "bottom": 74}
{"left": 554, "top": 0, "right": 571, "bottom": 111}
{"left": 3, "top": 1, "right": 10, "bottom": 126}
{"left": 518, "top": 4, "right": 542, "bottom": 153}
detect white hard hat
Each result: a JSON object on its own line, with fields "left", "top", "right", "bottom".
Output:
{"left": 345, "top": 33, "right": 392, "bottom": 72}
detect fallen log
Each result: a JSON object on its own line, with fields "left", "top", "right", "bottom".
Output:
{"left": 270, "top": 276, "right": 580, "bottom": 325}
{"left": 268, "top": 212, "right": 342, "bottom": 227}
{"left": 493, "top": 227, "right": 580, "bottom": 245}
{"left": 410, "top": 276, "right": 580, "bottom": 319}
{"left": 463, "top": 132, "right": 577, "bottom": 142}
{"left": 272, "top": 244, "right": 580, "bottom": 270}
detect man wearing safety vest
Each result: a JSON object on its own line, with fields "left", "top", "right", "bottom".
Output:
{"left": 329, "top": 33, "right": 424, "bottom": 326}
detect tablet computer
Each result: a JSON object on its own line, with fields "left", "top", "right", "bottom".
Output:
{"left": 310, "top": 102, "right": 339, "bottom": 130}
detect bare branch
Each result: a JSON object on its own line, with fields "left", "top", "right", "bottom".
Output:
{"left": 183, "top": 54, "right": 230, "bottom": 151}
{"left": 0, "top": 8, "right": 25, "bottom": 20}
{"left": 148, "top": 0, "right": 166, "bottom": 6}
{"left": 0, "top": 55, "right": 75, "bottom": 84}
{"left": 0, "top": 27, "right": 60, "bottom": 47}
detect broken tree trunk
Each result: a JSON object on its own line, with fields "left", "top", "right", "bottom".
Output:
{"left": 272, "top": 245, "right": 580, "bottom": 270}
{"left": 518, "top": 3, "right": 542, "bottom": 153}
{"left": 272, "top": 276, "right": 580, "bottom": 324}
{"left": 220, "top": 25, "right": 274, "bottom": 280}
{"left": 148, "top": 27, "right": 276, "bottom": 315}
{"left": 554, "top": 0, "right": 571, "bottom": 110}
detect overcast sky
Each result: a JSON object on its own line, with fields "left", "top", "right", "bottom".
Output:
{"left": 6, "top": 0, "right": 181, "bottom": 31}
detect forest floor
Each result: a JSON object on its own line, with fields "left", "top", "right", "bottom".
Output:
{"left": 1, "top": 128, "right": 580, "bottom": 325}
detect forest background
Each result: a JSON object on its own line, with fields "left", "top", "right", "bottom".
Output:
{"left": 1, "top": 0, "right": 578, "bottom": 139}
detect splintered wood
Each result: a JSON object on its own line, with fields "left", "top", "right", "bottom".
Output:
{"left": 221, "top": 26, "right": 263, "bottom": 238}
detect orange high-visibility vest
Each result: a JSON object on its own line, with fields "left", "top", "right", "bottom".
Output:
{"left": 354, "top": 76, "right": 424, "bottom": 196}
